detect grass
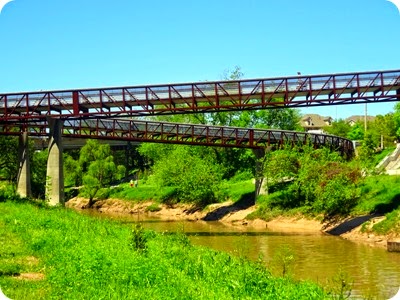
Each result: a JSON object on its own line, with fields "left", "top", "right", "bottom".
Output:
{"left": 0, "top": 200, "right": 330, "bottom": 299}
{"left": 372, "top": 146, "right": 396, "bottom": 166}
{"left": 107, "top": 182, "right": 174, "bottom": 202}
{"left": 369, "top": 209, "right": 400, "bottom": 235}
{"left": 353, "top": 175, "right": 400, "bottom": 215}
{"left": 218, "top": 179, "right": 255, "bottom": 202}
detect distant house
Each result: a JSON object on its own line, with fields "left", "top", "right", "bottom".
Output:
{"left": 345, "top": 115, "right": 376, "bottom": 126}
{"left": 300, "top": 114, "right": 333, "bottom": 133}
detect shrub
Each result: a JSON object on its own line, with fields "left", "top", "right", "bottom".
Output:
{"left": 146, "top": 203, "right": 161, "bottom": 212}
{"left": 130, "top": 224, "right": 148, "bottom": 252}
{"left": 0, "top": 184, "right": 18, "bottom": 202}
{"left": 263, "top": 146, "right": 362, "bottom": 218}
{"left": 152, "top": 146, "right": 223, "bottom": 205}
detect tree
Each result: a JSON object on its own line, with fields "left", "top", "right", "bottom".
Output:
{"left": 323, "top": 119, "right": 351, "bottom": 138}
{"left": 79, "top": 140, "right": 126, "bottom": 207}
{"left": 393, "top": 103, "right": 400, "bottom": 138}
{"left": 0, "top": 136, "right": 48, "bottom": 199}
{"left": 0, "top": 136, "right": 19, "bottom": 182}
{"left": 64, "top": 153, "right": 81, "bottom": 187}
{"left": 263, "top": 145, "right": 362, "bottom": 217}
{"left": 150, "top": 145, "right": 223, "bottom": 205}
{"left": 31, "top": 149, "right": 48, "bottom": 199}
{"left": 367, "top": 114, "right": 397, "bottom": 148}
{"left": 347, "top": 122, "right": 364, "bottom": 141}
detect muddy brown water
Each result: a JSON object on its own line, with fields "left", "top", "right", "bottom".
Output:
{"left": 85, "top": 212, "right": 400, "bottom": 299}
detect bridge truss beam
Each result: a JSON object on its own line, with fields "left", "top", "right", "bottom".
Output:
{"left": 0, "top": 70, "right": 399, "bottom": 122}
{"left": 0, "top": 118, "right": 354, "bottom": 157}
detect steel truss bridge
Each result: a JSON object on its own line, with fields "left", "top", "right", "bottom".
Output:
{"left": 1, "top": 69, "right": 399, "bottom": 154}
{"left": 0, "top": 69, "right": 399, "bottom": 121}
{"left": 4, "top": 118, "right": 354, "bottom": 156}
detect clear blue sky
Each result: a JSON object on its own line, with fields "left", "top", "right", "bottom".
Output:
{"left": 0, "top": 0, "right": 399, "bottom": 119}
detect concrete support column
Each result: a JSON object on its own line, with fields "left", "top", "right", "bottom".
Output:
{"left": 17, "top": 132, "right": 32, "bottom": 198}
{"left": 253, "top": 148, "right": 267, "bottom": 196}
{"left": 46, "top": 118, "right": 64, "bottom": 206}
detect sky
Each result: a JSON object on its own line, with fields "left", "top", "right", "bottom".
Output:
{"left": 0, "top": 0, "right": 399, "bottom": 119}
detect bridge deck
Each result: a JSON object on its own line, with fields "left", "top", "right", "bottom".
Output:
{"left": 0, "top": 119, "right": 354, "bottom": 156}
{"left": 0, "top": 70, "right": 399, "bottom": 121}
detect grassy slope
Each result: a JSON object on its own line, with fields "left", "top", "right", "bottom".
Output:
{"left": 355, "top": 175, "right": 400, "bottom": 235}
{"left": 0, "top": 200, "right": 328, "bottom": 300}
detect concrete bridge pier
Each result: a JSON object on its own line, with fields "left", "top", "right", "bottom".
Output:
{"left": 16, "top": 132, "right": 32, "bottom": 198}
{"left": 46, "top": 118, "right": 64, "bottom": 206}
{"left": 253, "top": 148, "right": 267, "bottom": 196}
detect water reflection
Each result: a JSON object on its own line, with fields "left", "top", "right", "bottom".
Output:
{"left": 85, "top": 211, "right": 400, "bottom": 299}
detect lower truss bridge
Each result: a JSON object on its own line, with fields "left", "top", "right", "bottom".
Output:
{"left": 5, "top": 118, "right": 354, "bottom": 157}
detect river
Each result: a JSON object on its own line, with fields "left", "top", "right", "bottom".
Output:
{"left": 87, "top": 212, "right": 400, "bottom": 299}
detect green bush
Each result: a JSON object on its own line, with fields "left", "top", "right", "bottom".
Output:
{"left": 150, "top": 146, "right": 223, "bottom": 206}
{"left": 313, "top": 173, "right": 360, "bottom": 217}
{"left": 261, "top": 146, "right": 362, "bottom": 218}
{"left": 130, "top": 224, "right": 148, "bottom": 252}
{"left": 146, "top": 203, "right": 161, "bottom": 212}
{"left": 0, "top": 184, "right": 18, "bottom": 202}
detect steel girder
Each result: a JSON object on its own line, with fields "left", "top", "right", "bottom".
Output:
{"left": 0, "top": 70, "right": 399, "bottom": 122}
{"left": 0, "top": 119, "right": 354, "bottom": 157}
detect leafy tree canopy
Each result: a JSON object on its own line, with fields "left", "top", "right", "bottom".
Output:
{"left": 65, "top": 140, "right": 126, "bottom": 206}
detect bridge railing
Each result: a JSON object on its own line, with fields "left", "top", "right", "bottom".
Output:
{"left": 0, "top": 117, "right": 354, "bottom": 156}
{"left": 1, "top": 70, "right": 399, "bottom": 121}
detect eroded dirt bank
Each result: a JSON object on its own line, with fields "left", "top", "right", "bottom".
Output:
{"left": 66, "top": 197, "right": 397, "bottom": 249}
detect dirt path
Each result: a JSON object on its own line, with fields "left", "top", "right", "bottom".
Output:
{"left": 66, "top": 197, "right": 395, "bottom": 249}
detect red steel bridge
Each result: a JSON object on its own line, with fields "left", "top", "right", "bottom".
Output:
{"left": 13, "top": 118, "right": 355, "bottom": 156}
{"left": 1, "top": 69, "right": 399, "bottom": 154}
{"left": 0, "top": 69, "right": 399, "bottom": 121}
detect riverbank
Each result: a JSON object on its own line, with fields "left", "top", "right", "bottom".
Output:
{"left": 66, "top": 197, "right": 395, "bottom": 249}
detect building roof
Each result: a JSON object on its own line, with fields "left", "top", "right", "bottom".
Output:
{"left": 345, "top": 115, "right": 376, "bottom": 123}
{"left": 301, "top": 114, "right": 333, "bottom": 129}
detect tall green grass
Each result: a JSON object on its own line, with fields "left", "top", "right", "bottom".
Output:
{"left": 0, "top": 200, "right": 329, "bottom": 299}
{"left": 353, "top": 175, "right": 400, "bottom": 215}
{"left": 369, "top": 209, "right": 400, "bottom": 235}
{"left": 218, "top": 179, "right": 255, "bottom": 203}
{"left": 372, "top": 146, "right": 396, "bottom": 166}
{"left": 108, "top": 182, "right": 169, "bottom": 201}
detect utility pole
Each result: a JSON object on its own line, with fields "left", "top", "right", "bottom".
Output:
{"left": 364, "top": 103, "right": 367, "bottom": 132}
